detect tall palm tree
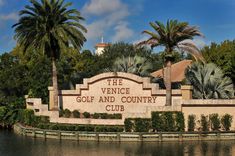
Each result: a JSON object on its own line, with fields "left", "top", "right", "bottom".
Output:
{"left": 13, "top": 0, "right": 87, "bottom": 110}
{"left": 138, "top": 19, "right": 204, "bottom": 106}
{"left": 185, "top": 62, "right": 234, "bottom": 99}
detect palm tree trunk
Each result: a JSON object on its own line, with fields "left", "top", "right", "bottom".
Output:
{"left": 165, "top": 60, "right": 172, "bottom": 106}
{"left": 52, "top": 57, "right": 58, "bottom": 110}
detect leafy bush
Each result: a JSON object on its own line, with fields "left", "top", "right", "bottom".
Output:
{"left": 93, "top": 113, "right": 100, "bottom": 119}
{"left": 151, "top": 112, "right": 163, "bottom": 131}
{"left": 95, "top": 126, "right": 123, "bottom": 132}
{"left": 163, "top": 112, "right": 175, "bottom": 131}
{"left": 209, "top": 113, "right": 220, "bottom": 131}
{"left": 0, "top": 106, "right": 7, "bottom": 122}
{"left": 124, "top": 118, "right": 133, "bottom": 132}
{"left": 100, "top": 113, "right": 108, "bottom": 119}
{"left": 175, "top": 112, "right": 185, "bottom": 132}
{"left": 134, "top": 118, "right": 151, "bottom": 132}
{"left": 63, "top": 109, "right": 71, "bottom": 118}
{"left": 83, "top": 112, "right": 90, "bottom": 118}
{"left": 49, "top": 124, "right": 59, "bottom": 130}
{"left": 85, "top": 125, "right": 95, "bottom": 131}
{"left": 72, "top": 110, "right": 80, "bottom": 118}
{"left": 201, "top": 115, "right": 209, "bottom": 131}
{"left": 221, "top": 114, "right": 233, "bottom": 131}
{"left": 188, "top": 115, "right": 196, "bottom": 132}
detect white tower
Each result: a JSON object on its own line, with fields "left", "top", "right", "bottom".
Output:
{"left": 95, "top": 37, "right": 109, "bottom": 55}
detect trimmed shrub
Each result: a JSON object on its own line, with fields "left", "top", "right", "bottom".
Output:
{"left": 100, "top": 113, "right": 108, "bottom": 119}
{"left": 37, "top": 123, "right": 50, "bottom": 129}
{"left": 151, "top": 112, "right": 163, "bottom": 131}
{"left": 162, "top": 112, "right": 174, "bottom": 132}
{"left": 85, "top": 125, "right": 95, "bottom": 131}
{"left": 209, "top": 113, "right": 220, "bottom": 131}
{"left": 93, "top": 113, "right": 100, "bottom": 119}
{"left": 64, "top": 109, "right": 71, "bottom": 118}
{"left": 72, "top": 110, "right": 80, "bottom": 118}
{"left": 188, "top": 114, "right": 196, "bottom": 132}
{"left": 134, "top": 118, "right": 151, "bottom": 132}
{"left": 83, "top": 112, "right": 90, "bottom": 118}
{"left": 175, "top": 112, "right": 185, "bottom": 132}
{"left": 66, "top": 125, "right": 76, "bottom": 131}
{"left": 124, "top": 118, "right": 133, "bottom": 132}
{"left": 201, "top": 115, "right": 209, "bottom": 131}
{"left": 221, "top": 114, "right": 233, "bottom": 131}
{"left": 49, "top": 124, "right": 59, "bottom": 130}
{"left": 75, "top": 125, "right": 86, "bottom": 131}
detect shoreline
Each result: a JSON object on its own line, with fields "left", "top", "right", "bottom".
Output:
{"left": 13, "top": 123, "right": 235, "bottom": 142}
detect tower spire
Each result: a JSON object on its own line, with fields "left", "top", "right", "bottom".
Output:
{"left": 101, "top": 36, "right": 104, "bottom": 43}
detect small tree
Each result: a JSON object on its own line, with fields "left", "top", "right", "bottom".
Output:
{"left": 64, "top": 109, "right": 71, "bottom": 118}
{"left": 221, "top": 114, "right": 233, "bottom": 131}
{"left": 188, "top": 114, "right": 196, "bottom": 132}
{"left": 200, "top": 115, "right": 209, "bottom": 131}
{"left": 124, "top": 118, "right": 133, "bottom": 132}
{"left": 209, "top": 113, "right": 220, "bottom": 131}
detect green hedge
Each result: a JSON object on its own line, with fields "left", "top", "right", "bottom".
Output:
{"left": 188, "top": 115, "right": 196, "bottom": 132}
{"left": 59, "top": 110, "right": 122, "bottom": 119}
{"left": 124, "top": 118, "right": 133, "bottom": 132}
{"left": 124, "top": 118, "right": 151, "bottom": 132}
{"left": 151, "top": 111, "right": 185, "bottom": 132}
{"left": 35, "top": 123, "right": 124, "bottom": 132}
{"left": 221, "top": 114, "right": 233, "bottom": 131}
{"left": 209, "top": 113, "right": 220, "bottom": 131}
{"left": 201, "top": 115, "right": 209, "bottom": 132}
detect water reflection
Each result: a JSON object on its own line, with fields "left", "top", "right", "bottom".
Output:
{"left": 1, "top": 131, "right": 235, "bottom": 156}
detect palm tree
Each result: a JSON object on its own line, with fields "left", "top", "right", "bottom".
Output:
{"left": 185, "top": 62, "right": 234, "bottom": 99}
{"left": 105, "top": 55, "right": 153, "bottom": 76}
{"left": 138, "top": 19, "right": 204, "bottom": 106}
{"left": 13, "top": 0, "right": 87, "bottom": 110}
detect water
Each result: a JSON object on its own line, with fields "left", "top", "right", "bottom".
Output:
{"left": 1, "top": 130, "right": 235, "bottom": 156}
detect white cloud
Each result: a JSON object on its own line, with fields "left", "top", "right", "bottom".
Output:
{"left": 82, "top": 0, "right": 126, "bottom": 16}
{"left": 112, "top": 22, "right": 134, "bottom": 42}
{"left": 0, "top": 12, "right": 18, "bottom": 21}
{"left": 82, "top": 0, "right": 134, "bottom": 43}
{"left": 0, "top": 0, "right": 4, "bottom": 6}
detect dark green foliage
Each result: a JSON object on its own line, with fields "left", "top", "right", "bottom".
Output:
{"left": 0, "top": 106, "right": 7, "bottom": 122}
{"left": 92, "top": 113, "right": 122, "bottom": 119}
{"left": 202, "top": 40, "right": 235, "bottom": 85}
{"left": 63, "top": 109, "right": 71, "bottom": 118}
{"left": 100, "top": 113, "right": 108, "bottom": 119}
{"left": 151, "top": 111, "right": 185, "bottom": 132}
{"left": 95, "top": 126, "right": 123, "bottom": 132}
{"left": 124, "top": 118, "right": 133, "bottom": 132}
{"left": 0, "top": 53, "right": 29, "bottom": 106}
{"left": 188, "top": 115, "right": 196, "bottom": 132}
{"left": 83, "top": 112, "right": 90, "bottom": 118}
{"left": 93, "top": 113, "right": 100, "bottom": 119}
{"left": 209, "top": 113, "right": 220, "bottom": 131}
{"left": 175, "top": 112, "right": 185, "bottom": 132}
{"left": 200, "top": 115, "right": 209, "bottom": 132}
{"left": 72, "top": 110, "right": 80, "bottom": 118}
{"left": 151, "top": 112, "right": 163, "bottom": 131}
{"left": 134, "top": 118, "right": 151, "bottom": 132}
{"left": 221, "top": 114, "right": 233, "bottom": 131}
{"left": 162, "top": 112, "right": 175, "bottom": 131}
{"left": 49, "top": 124, "right": 59, "bottom": 130}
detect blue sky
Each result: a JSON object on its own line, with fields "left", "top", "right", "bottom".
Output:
{"left": 0, "top": 0, "right": 235, "bottom": 53}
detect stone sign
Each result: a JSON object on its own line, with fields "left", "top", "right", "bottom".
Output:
{"left": 59, "top": 72, "right": 181, "bottom": 115}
